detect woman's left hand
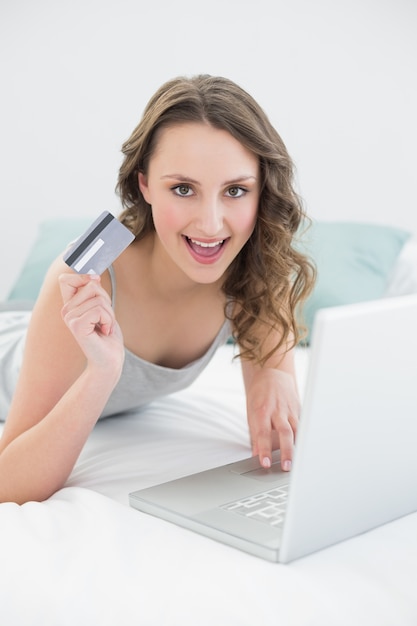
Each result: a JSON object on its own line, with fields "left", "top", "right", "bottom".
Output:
{"left": 244, "top": 367, "right": 300, "bottom": 472}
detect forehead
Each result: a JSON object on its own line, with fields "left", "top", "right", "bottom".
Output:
{"left": 150, "top": 122, "right": 259, "bottom": 173}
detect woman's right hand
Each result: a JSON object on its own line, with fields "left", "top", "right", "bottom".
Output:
{"left": 0, "top": 266, "right": 126, "bottom": 503}
{"left": 59, "top": 272, "right": 125, "bottom": 375}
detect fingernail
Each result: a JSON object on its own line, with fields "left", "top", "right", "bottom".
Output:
{"left": 283, "top": 460, "right": 292, "bottom": 472}
{"left": 262, "top": 457, "right": 271, "bottom": 469}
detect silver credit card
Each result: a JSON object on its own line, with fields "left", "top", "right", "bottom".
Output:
{"left": 63, "top": 211, "right": 135, "bottom": 275}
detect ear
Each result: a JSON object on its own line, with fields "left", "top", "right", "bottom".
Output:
{"left": 138, "top": 172, "right": 151, "bottom": 204}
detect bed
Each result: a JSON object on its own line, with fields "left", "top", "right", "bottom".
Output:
{"left": 1, "top": 219, "right": 417, "bottom": 626}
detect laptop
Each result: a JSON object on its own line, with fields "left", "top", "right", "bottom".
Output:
{"left": 129, "top": 294, "right": 417, "bottom": 563}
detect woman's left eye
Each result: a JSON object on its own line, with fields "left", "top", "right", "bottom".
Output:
{"left": 226, "top": 186, "right": 246, "bottom": 198}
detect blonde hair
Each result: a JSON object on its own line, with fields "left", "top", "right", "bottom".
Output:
{"left": 116, "top": 74, "right": 315, "bottom": 364}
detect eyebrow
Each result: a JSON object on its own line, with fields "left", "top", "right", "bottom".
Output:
{"left": 160, "top": 174, "right": 258, "bottom": 185}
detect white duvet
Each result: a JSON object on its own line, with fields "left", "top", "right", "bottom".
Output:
{"left": 1, "top": 344, "right": 417, "bottom": 626}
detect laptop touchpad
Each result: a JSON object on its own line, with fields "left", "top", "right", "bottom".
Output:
{"left": 241, "top": 464, "right": 286, "bottom": 483}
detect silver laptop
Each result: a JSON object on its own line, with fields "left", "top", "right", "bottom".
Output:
{"left": 129, "top": 294, "right": 417, "bottom": 563}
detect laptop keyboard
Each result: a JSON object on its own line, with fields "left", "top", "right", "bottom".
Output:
{"left": 222, "top": 485, "right": 289, "bottom": 528}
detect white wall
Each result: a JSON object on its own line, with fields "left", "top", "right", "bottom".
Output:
{"left": 1, "top": 0, "right": 416, "bottom": 299}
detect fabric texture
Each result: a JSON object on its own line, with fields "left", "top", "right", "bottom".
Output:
{"left": 1, "top": 345, "right": 417, "bottom": 626}
{"left": 298, "top": 221, "right": 411, "bottom": 342}
{"left": 0, "top": 309, "right": 31, "bottom": 420}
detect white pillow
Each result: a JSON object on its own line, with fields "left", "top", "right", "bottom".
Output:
{"left": 384, "top": 237, "right": 417, "bottom": 296}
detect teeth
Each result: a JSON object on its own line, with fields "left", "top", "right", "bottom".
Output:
{"left": 190, "top": 238, "right": 224, "bottom": 248}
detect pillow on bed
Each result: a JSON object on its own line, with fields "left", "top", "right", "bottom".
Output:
{"left": 384, "top": 235, "right": 417, "bottom": 297}
{"left": 6, "top": 217, "right": 413, "bottom": 337}
{"left": 7, "top": 217, "right": 91, "bottom": 302}
{"left": 298, "top": 221, "right": 412, "bottom": 343}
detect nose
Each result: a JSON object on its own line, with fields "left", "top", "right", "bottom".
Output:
{"left": 194, "top": 196, "right": 224, "bottom": 236}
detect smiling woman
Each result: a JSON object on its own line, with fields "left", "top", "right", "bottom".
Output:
{"left": 0, "top": 74, "right": 315, "bottom": 504}
{"left": 137, "top": 122, "right": 259, "bottom": 281}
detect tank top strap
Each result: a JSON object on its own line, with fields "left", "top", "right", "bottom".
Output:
{"left": 107, "top": 264, "right": 116, "bottom": 308}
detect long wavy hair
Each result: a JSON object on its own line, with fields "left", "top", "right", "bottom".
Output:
{"left": 116, "top": 74, "right": 316, "bottom": 365}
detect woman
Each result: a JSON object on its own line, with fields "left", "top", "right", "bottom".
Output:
{"left": 0, "top": 74, "right": 315, "bottom": 503}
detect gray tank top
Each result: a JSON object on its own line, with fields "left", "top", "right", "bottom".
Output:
{"left": 101, "top": 266, "right": 232, "bottom": 418}
{"left": 0, "top": 307, "right": 31, "bottom": 421}
{"left": 0, "top": 268, "right": 232, "bottom": 420}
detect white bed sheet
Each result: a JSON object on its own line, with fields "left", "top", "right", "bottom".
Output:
{"left": 1, "top": 344, "right": 417, "bottom": 626}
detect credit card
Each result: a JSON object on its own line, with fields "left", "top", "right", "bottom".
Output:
{"left": 63, "top": 211, "right": 135, "bottom": 275}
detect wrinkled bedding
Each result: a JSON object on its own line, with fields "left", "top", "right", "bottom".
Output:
{"left": 1, "top": 344, "right": 417, "bottom": 626}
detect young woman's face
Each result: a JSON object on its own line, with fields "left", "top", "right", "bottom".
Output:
{"left": 138, "top": 122, "right": 260, "bottom": 285}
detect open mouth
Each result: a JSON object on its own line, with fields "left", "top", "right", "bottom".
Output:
{"left": 183, "top": 236, "right": 228, "bottom": 260}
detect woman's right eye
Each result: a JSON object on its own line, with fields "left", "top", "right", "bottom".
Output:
{"left": 172, "top": 184, "right": 193, "bottom": 197}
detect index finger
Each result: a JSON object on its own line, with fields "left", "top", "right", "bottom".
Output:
{"left": 276, "top": 422, "right": 295, "bottom": 472}
{"left": 58, "top": 272, "right": 100, "bottom": 304}
{"left": 253, "top": 427, "right": 273, "bottom": 470}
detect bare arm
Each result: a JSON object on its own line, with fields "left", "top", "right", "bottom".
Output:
{"left": 240, "top": 329, "right": 300, "bottom": 472}
{"left": 0, "top": 258, "right": 124, "bottom": 504}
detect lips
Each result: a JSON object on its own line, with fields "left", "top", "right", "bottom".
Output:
{"left": 183, "top": 236, "right": 228, "bottom": 263}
